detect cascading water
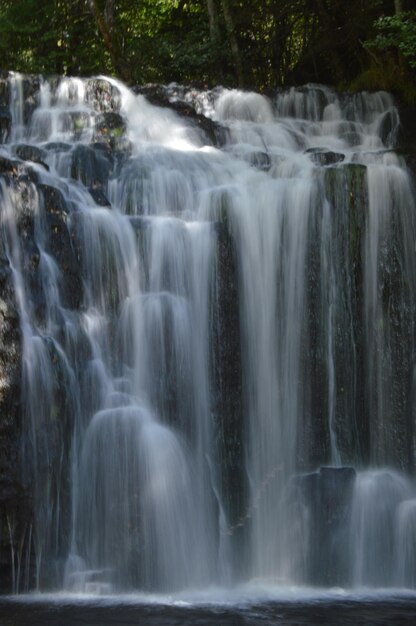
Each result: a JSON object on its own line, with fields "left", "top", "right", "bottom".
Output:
{"left": 1, "top": 75, "right": 416, "bottom": 594}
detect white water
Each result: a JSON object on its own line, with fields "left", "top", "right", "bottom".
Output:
{"left": 1, "top": 76, "right": 416, "bottom": 593}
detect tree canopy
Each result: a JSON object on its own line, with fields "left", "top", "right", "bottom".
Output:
{"left": 0, "top": 0, "right": 415, "bottom": 99}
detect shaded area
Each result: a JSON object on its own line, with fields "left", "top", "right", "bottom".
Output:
{"left": 2, "top": 597, "right": 416, "bottom": 626}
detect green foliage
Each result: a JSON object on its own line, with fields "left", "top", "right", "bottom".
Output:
{"left": 0, "top": 0, "right": 414, "bottom": 95}
{"left": 366, "top": 11, "right": 416, "bottom": 69}
{"left": 0, "top": 0, "right": 111, "bottom": 75}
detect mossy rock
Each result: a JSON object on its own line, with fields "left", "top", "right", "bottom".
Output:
{"left": 94, "top": 112, "right": 129, "bottom": 151}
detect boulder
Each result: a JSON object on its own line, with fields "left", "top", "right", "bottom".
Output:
{"left": 84, "top": 78, "right": 121, "bottom": 113}
{"left": 70, "top": 143, "right": 113, "bottom": 188}
{"left": 14, "top": 144, "right": 49, "bottom": 170}
{"left": 305, "top": 147, "right": 345, "bottom": 166}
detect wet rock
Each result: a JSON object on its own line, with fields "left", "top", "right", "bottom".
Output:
{"left": 211, "top": 217, "right": 245, "bottom": 577}
{"left": 14, "top": 144, "right": 49, "bottom": 170}
{"left": 59, "top": 110, "right": 91, "bottom": 140}
{"left": 0, "top": 169, "right": 45, "bottom": 321}
{"left": 38, "top": 184, "right": 82, "bottom": 310}
{"left": 247, "top": 151, "right": 271, "bottom": 170}
{"left": 134, "top": 84, "right": 226, "bottom": 147}
{"left": 5, "top": 74, "right": 42, "bottom": 129}
{"left": 21, "top": 75, "right": 42, "bottom": 126}
{"left": 0, "top": 249, "right": 29, "bottom": 592}
{"left": 128, "top": 216, "right": 151, "bottom": 284}
{"left": 323, "top": 164, "right": 368, "bottom": 465}
{"left": 378, "top": 108, "right": 399, "bottom": 147}
{"left": 93, "top": 112, "right": 129, "bottom": 151}
{"left": 88, "top": 187, "right": 111, "bottom": 207}
{"left": 134, "top": 84, "right": 172, "bottom": 105}
{"left": 0, "top": 155, "right": 27, "bottom": 180}
{"left": 299, "top": 163, "right": 368, "bottom": 471}
{"left": 0, "top": 107, "right": 11, "bottom": 143}
{"left": 84, "top": 78, "right": 121, "bottom": 113}
{"left": 305, "top": 148, "right": 345, "bottom": 166}
{"left": 0, "top": 173, "right": 82, "bottom": 320}
{"left": 70, "top": 143, "right": 113, "bottom": 188}
{"left": 0, "top": 261, "right": 22, "bottom": 431}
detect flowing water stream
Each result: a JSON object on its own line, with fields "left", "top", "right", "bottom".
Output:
{"left": 1, "top": 75, "right": 416, "bottom": 597}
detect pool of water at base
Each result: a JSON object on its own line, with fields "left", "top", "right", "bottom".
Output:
{"left": 1, "top": 588, "right": 416, "bottom": 626}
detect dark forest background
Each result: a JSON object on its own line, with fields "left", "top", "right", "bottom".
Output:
{"left": 0, "top": 0, "right": 415, "bottom": 100}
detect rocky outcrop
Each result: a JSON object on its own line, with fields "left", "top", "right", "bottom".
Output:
{"left": 0, "top": 249, "right": 26, "bottom": 593}
{"left": 134, "top": 84, "right": 227, "bottom": 147}
{"left": 0, "top": 155, "right": 84, "bottom": 591}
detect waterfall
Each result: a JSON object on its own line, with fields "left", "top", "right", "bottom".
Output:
{"left": 1, "top": 74, "right": 416, "bottom": 593}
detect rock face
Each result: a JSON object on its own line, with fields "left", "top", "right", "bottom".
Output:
{"left": 0, "top": 246, "right": 26, "bottom": 593}
{"left": 0, "top": 151, "right": 84, "bottom": 591}
{"left": 0, "top": 158, "right": 30, "bottom": 592}
{"left": 211, "top": 219, "right": 245, "bottom": 576}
